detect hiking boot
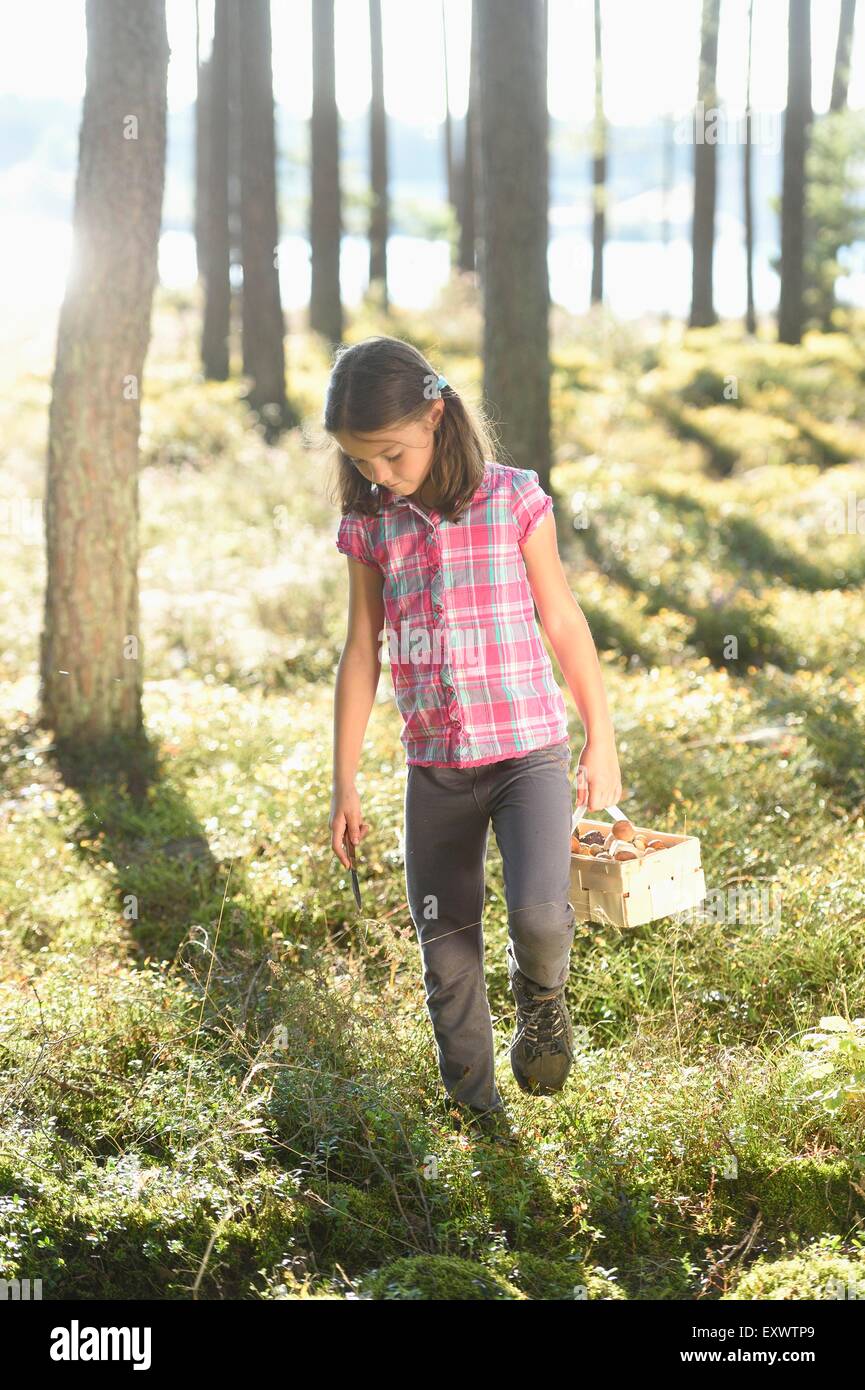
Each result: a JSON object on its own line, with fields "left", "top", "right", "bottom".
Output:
{"left": 508, "top": 951, "right": 574, "bottom": 1095}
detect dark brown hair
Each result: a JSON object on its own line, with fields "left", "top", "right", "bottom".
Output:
{"left": 323, "top": 336, "right": 498, "bottom": 522}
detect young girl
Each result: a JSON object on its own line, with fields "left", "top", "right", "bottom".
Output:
{"left": 327, "top": 336, "right": 622, "bottom": 1130}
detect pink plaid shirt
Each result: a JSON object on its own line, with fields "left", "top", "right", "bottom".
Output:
{"left": 335, "top": 460, "right": 569, "bottom": 767}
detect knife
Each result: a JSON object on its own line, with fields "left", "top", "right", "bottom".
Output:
{"left": 343, "top": 830, "right": 362, "bottom": 910}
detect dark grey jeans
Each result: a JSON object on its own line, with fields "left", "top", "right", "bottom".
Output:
{"left": 404, "top": 739, "right": 576, "bottom": 1112}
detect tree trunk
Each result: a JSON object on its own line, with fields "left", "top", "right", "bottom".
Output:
{"left": 590, "top": 0, "right": 606, "bottom": 307}
{"left": 40, "top": 0, "right": 168, "bottom": 751}
{"left": 239, "top": 0, "right": 289, "bottom": 428}
{"left": 227, "top": 0, "right": 243, "bottom": 279}
{"left": 442, "top": 0, "right": 457, "bottom": 212}
{"left": 201, "top": 0, "right": 231, "bottom": 379}
{"left": 744, "top": 0, "right": 756, "bottom": 335}
{"left": 368, "top": 0, "right": 388, "bottom": 308}
{"left": 458, "top": 0, "right": 479, "bottom": 276}
{"left": 310, "top": 0, "right": 343, "bottom": 343}
{"left": 830, "top": 0, "right": 857, "bottom": 113}
{"left": 477, "top": 0, "right": 551, "bottom": 486}
{"left": 689, "top": 0, "right": 721, "bottom": 328}
{"left": 778, "top": 0, "right": 812, "bottom": 345}
{"left": 194, "top": 1, "right": 207, "bottom": 282}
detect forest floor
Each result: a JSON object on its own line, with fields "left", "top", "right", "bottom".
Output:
{"left": 1, "top": 283, "right": 864, "bottom": 1299}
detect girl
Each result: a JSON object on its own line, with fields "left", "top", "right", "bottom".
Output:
{"left": 327, "top": 336, "right": 622, "bottom": 1131}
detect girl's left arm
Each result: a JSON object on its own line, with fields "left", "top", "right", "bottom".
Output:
{"left": 520, "top": 513, "right": 623, "bottom": 810}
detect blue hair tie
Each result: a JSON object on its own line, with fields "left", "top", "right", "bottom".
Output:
{"left": 436, "top": 374, "right": 449, "bottom": 393}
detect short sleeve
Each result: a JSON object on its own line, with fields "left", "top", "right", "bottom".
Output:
{"left": 511, "top": 468, "right": 553, "bottom": 544}
{"left": 335, "top": 512, "right": 381, "bottom": 571}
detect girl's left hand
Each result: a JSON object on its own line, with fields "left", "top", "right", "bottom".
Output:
{"left": 577, "top": 734, "right": 623, "bottom": 812}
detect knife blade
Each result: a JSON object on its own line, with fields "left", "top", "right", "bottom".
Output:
{"left": 344, "top": 831, "right": 362, "bottom": 910}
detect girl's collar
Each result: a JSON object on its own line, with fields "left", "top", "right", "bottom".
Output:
{"left": 381, "top": 461, "right": 493, "bottom": 508}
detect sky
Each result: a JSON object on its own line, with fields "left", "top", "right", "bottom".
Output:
{"left": 1, "top": 0, "right": 863, "bottom": 125}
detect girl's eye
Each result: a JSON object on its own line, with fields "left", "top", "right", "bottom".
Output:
{"left": 348, "top": 454, "right": 400, "bottom": 468}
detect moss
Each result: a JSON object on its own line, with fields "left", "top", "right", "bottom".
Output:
{"left": 723, "top": 1239, "right": 865, "bottom": 1300}
{"left": 486, "top": 1248, "right": 626, "bottom": 1300}
{"left": 361, "top": 1254, "right": 524, "bottom": 1301}
{"left": 1, "top": 1189, "right": 307, "bottom": 1300}
{"left": 717, "top": 1158, "right": 854, "bottom": 1241}
{"left": 306, "top": 1183, "right": 414, "bottom": 1268}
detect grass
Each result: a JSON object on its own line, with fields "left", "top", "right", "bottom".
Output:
{"left": 1, "top": 287, "right": 864, "bottom": 1299}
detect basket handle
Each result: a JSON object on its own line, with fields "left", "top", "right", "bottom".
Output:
{"left": 570, "top": 764, "right": 628, "bottom": 835}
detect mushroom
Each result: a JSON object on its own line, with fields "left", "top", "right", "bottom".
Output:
{"left": 603, "top": 827, "right": 637, "bottom": 860}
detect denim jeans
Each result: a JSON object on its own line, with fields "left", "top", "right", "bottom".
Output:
{"left": 403, "top": 739, "right": 576, "bottom": 1112}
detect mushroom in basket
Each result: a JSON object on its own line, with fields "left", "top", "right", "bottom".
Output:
{"left": 570, "top": 814, "right": 673, "bottom": 862}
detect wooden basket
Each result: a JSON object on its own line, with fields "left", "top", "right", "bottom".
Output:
{"left": 569, "top": 780, "right": 706, "bottom": 929}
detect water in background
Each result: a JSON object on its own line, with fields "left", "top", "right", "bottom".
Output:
{"left": 3, "top": 213, "right": 865, "bottom": 320}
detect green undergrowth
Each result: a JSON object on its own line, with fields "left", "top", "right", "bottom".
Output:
{"left": 1, "top": 293, "right": 864, "bottom": 1298}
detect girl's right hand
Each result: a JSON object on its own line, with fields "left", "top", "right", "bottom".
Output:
{"left": 330, "top": 784, "right": 371, "bottom": 868}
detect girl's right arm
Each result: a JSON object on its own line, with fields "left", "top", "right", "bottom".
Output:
{"left": 330, "top": 557, "right": 385, "bottom": 868}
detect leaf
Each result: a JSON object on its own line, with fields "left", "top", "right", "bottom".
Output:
{"left": 818, "top": 1016, "right": 851, "bottom": 1032}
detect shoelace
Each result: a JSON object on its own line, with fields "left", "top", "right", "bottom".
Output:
{"left": 518, "top": 991, "right": 568, "bottom": 1056}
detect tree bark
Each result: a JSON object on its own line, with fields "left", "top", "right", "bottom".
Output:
{"left": 830, "top": 0, "right": 857, "bottom": 113}
{"left": 310, "top": 0, "right": 343, "bottom": 343}
{"left": 689, "top": 0, "right": 721, "bottom": 327}
{"left": 40, "top": 0, "right": 168, "bottom": 749}
{"left": 239, "top": 0, "right": 289, "bottom": 425}
{"left": 778, "top": 0, "right": 812, "bottom": 345}
{"left": 194, "top": 1, "right": 208, "bottom": 282}
{"left": 201, "top": 0, "right": 231, "bottom": 379}
{"left": 590, "top": 0, "right": 606, "bottom": 307}
{"left": 368, "top": 0, "right": 388, "bottom": 307}
{"left": 477, "top": 0, "right": 551, "bottom": 486}
{"left": 743, "top": 0, "right": 756, "bottom": 335}
{"left": 442, "top": 0, "right": 457, "bottom": 211}
{"left": 458, "top": 0, "right": 479, "bottom": 276}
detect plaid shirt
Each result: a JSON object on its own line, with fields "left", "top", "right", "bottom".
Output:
{"left": 335, "top": 460, "right": 569, "bottom": 767}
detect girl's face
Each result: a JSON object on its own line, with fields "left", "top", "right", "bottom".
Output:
{"left": 335, "top": 401, "right": 444, "bottom": 499}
